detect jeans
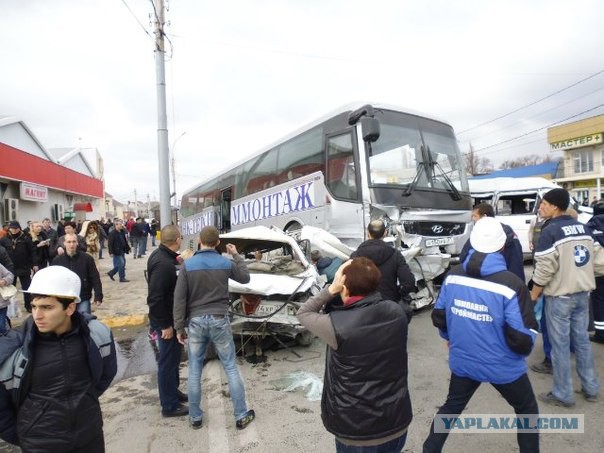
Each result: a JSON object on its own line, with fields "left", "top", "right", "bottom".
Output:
{"left": 139, "top": 236, "right": 147, "bottom": 256}
{"left": 336, "top": 432, "right": 407, "bottom": 453}
{"left": 77, "top": 299, "right": 91, "bottom": 314}
{"left": 423, "top": 373, "right": 539, "bottom": 453}
{"left": 0, "top": 307, "right": 7, "bottom": 334}
{"left": 151, "top": 233, "right": 156, "bottom": 247}
{"left": 130, "top": 237, "right": 140, "bottom": 257}
{"left": 545, "top": 293, "right": 600, "bottom": 402}
{"left": 540, "top": 299, "right": 551, "bottom": 359}
{"left": 109, "top": 255, "right": 126, "bottom": 280}
{"left": 16, "top": 274, "right": 32, "bottom": 311}
{"left": 186, "top": 315, "right": 248, "bottom": 422}
{"left": 152, "top": 324, "right": 182, "bottom": 412}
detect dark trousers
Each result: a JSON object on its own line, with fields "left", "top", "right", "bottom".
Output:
{"left": 16, "top": 274, "right": 32, "bottom": 311}
{"left": 592, "top": 276, "right": 604, "bottom": 338}
{"left": 423, "top": 373, "right": 539, "bottom": 453}
{"left": 153, "top": 325, "right": 182, "bottom": 412}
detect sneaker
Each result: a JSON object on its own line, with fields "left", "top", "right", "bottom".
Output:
{"left": 236, "top": 409, "right": 255, "bottom": 430}
{"left": 162, "top": 404, "right": 189, "bottom": 417}
{"left": 576, "top": 389, "right": 600, "bottom": 402}
{"left": 107, "top": 272, "right": 115, "bottom": 281}
{"left": 589, "top": 335, "right": 604, "bottom": 344}
{"left": 530, "top": 358, "right": 552, "bottom": 375}
{"left": 191, "top": 419, "right": 203, "bottom": 430}
{"left": 538, "top": 392, "right": 575, "bottom": 408}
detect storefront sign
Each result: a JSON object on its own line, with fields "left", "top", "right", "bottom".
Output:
{"left": 573, "top": 180, "right": 596, "bottom": 188}
{"left": 19, "top": 182, "right": 48, "bottom": 202}
{"left": 550, "top": 133, "right": 603, "bottom": 151}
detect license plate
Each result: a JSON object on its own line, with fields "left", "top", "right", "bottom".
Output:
{"left": 256, "top": 304, "right": 279, "bottom": 315}
{"left": 425, "top": 237, "right": 454, "bottom": 247}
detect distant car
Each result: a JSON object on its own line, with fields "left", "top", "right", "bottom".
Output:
{"left": 217, "top": 226, "right": 323, "bottom": 358}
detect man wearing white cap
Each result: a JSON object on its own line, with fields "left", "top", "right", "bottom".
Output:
{"left": 0, "top": 266, "right": 117, "bottom": 451}
{"left": 423, "top": 217, "right": 539, "bottom": 453}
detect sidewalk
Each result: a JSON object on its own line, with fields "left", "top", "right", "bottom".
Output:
{"left": 11, "top": 242, "right": 153, "bottom": 330}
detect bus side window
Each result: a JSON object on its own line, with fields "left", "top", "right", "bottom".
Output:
{"left": 326, "top": 133, "right": 358, "bottom": 201}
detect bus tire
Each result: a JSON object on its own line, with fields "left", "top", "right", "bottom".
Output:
{"left": 284, "top": 221, "right": 303, "bottom": 235}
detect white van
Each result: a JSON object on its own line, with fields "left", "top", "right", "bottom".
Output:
{"left": 468, "top": 177, "right": 591, "bottom": 257}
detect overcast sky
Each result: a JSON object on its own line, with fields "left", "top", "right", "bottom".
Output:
{"left": 2, "top": 0, "right": 604, "bottom": 203}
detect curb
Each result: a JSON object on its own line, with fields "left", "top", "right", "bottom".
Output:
{"left": 98, "top": 314, "right": 148, "bottom": 329}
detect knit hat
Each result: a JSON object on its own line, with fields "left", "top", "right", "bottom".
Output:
{"left": 8, "top": 221, "right": 21, "bottom": 229}
{"left": 470, "top": 217, "right": 507, "bottom": 254}
{"left": 542, "top": 188, "right": 570, "bottom": 211}
{"left": 310, "top": 250, "right": 322, "bottom": 262}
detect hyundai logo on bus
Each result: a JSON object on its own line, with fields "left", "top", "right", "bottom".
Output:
{"left": 231, "top": 181, "right": 316, "bottom": 226}
{"left": 432, "top": 225, "right": 444, "bottom": 234}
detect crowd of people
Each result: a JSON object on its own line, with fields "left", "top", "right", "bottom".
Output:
{"left": 1, "top": 188, "right": 604, "bottom": 452}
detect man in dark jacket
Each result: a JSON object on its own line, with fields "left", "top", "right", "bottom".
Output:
{"left": 0, "top": 244, "right": 15, "bottom": 275}
{"left": 588, "top": 202, "right": 604, "bottom": 344}
{"left": 297, "top": 257, "right": 412, "bottom": 451}
{"left": 129, "top": 218, "right": 143, "bottom": 259}
{"left": 147, "top": 225, "right": 188, "bottom": 417}
{"left": 52, "top": 233, "right": 103, "bottom": 315}
{"left": 0, "top": 221, "right": 38, "bottom": 312}
{"left": 424, "top": 217, "right": 539, "bottom": 452}
{"left": 51, "top": 221, "right": 87, "bottom": 259}
{"left": 0, "top": 266, "right": 117, "bottom": 451}
{"left": 350, "top": 219, "right": 415, "bottom": 304}
{"left": 460, "top": 203, "right": 525, "bottom": 281}
{"left": 107, "top": 219, "right": 131, "bottom": 282}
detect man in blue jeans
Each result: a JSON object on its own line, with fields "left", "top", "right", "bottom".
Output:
{"left": 174, "top": 226, "right": 255, "bottom": 430}
{"left": 530, "top": 188, "right": 601, "bottom": 407}
{"left": 107, "top": 219, "right": 130, "bottom": 282}
{"left": 147, "top": 225, "right": 188, "bottom": 417}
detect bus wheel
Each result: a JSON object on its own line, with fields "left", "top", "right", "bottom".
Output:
{"left": 284, "top": 221, "right": 303, "bottom": 237}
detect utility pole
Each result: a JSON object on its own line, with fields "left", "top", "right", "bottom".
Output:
{"left": 154, "top": 0, "right": 171, "bottom": 225}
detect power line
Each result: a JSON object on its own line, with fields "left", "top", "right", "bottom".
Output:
{"left": 119, "top": 0, "right": 152, "bottom": 38}
{"left": 471, "top": 103, "right": 604, "bottom": 154}
{"left": 464, "top": 85, "right": 604, "bottom": 143}
{"left": 458, "top": 68, "right": 604, "bottom": 135}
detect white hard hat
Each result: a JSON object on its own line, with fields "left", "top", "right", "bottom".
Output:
{"left": 22, "top": 266, "right": 81, "bottom": 303}
{"left": 470, "top": 217, "right": 507, "bottom": 254}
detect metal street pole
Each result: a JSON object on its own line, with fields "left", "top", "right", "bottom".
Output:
{"left": 171, "top": 131, "right": 187, "bottom": 206}
{"left": 154, "top": 0, "right": 171, "bottom": 225}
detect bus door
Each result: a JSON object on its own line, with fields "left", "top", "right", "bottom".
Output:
{"left": 220, "top": 188, "right": 232, "bottom": 233}
{"left": 325, "top": 131, "right": 364, "bottom": 246}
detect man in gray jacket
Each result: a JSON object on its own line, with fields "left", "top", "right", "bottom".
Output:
{"left": 530, "top": 188, "right": 600, "bottom": 407}
{"left": 174, "top": 226, "right": 255, "bottom": 431}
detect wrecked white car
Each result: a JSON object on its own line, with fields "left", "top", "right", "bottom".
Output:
{"left": 218, "top": 226, "right": 323, "bottom": 357}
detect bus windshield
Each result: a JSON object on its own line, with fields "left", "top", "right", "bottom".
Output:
{"left": 367, "top": 112, "right": 468, "bottom": 192}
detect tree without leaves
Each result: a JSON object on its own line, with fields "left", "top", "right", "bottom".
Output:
{"left": 464, "top": 143, "right": 493, "bottom": 176}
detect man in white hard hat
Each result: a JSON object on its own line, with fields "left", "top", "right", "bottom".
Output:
{"left": 423, "top": 217, "right": 539, "bottom": 453}
{"left": 0, "top": 266, "right": 117, "bottom": 451}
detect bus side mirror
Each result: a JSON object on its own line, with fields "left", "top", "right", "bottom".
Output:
{"left": 361, "top": 117, "right": 380, "bottom": 142}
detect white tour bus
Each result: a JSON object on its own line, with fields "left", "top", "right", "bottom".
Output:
{"left": 469, "top": 176, "right": 591, "bottom": 257}
{"left": 179, "top": 103, "right": 473, "bottom": 256}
